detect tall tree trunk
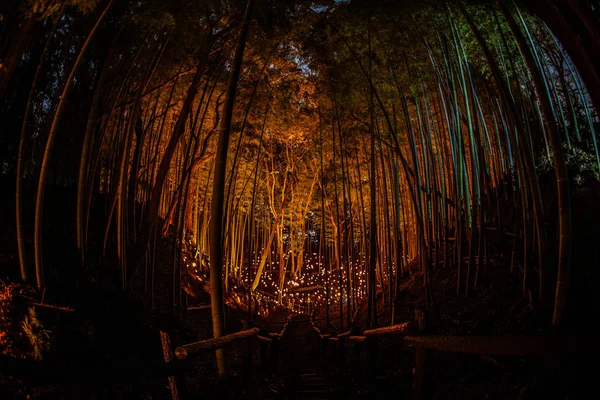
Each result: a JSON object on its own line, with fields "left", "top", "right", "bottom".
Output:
{"left": 209, "top": 0, "right": 254, "bottom": 380}
{"left": 76, "top": 28, "right": 121, "bottom": 264}
{"left": 137, "top": 34, "right": 214, "bottom": 266}
{"left": 497, "top": 0, "right": 571, "bottom": 327}
{"left": 15, "top": 20, "right": 57, "bottom": 282}
{"left": 33, "top": 1, "right": 113, "bottom": 290}
{"left": 319, "top": 113, "right": 330, "bottom": 328}
{"left": 458, "top": 0, "right": 544, "bottom": 302}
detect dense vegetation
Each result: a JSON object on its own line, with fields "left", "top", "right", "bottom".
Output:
{"left": 1, "top": 0, "right": 599, "bottom": 398}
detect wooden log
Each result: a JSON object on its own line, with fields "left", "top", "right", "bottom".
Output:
{"left": 348, "top": 335, "right": 366, "bottom": 343}
{"left": 363, "top": 321, "right": 415, "bottom": 337}
{"left": 337, "top": 330, "right": 352, "bottom": 339}
{"left": 175, "top": 328, "right": 260, "bottom": 360}
{"left": 256, "top": 335, "right": 273, "bottom": 343}
{"left": 403, "top": 335, "right": 594, "bottom": 357}
{"left": 187, "top": 304, "right": 211, "bottom": 311}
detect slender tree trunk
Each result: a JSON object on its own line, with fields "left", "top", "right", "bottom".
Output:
{"left": 16, "top": 20, "right": 57, "bottom": 282}
{"left": 33, "top": 1, "right": 113, "bottom": 290}
{"left": 209, "top": 0, "right": 254, "bottom": 379}
{"left": 76, "top": 28, "right": 121, "bottom": 264}
{"left": 497, "top": 0, "right": 571, "bottom": 326}
{"left": 138, "top": 34, "right": 214, "bottom": 265}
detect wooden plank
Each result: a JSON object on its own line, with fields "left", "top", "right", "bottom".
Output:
{"left": 175, "top": 328, "right": 260, "bottom": 360}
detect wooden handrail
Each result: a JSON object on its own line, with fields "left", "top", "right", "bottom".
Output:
{"left": 406, "top": 335, "right": 599, "bottom": 400}
{"left": 363, "top": 321, "right": 414, "bottom": 337}
{"left": 187, "top": 304, "right": 211, "bottom": 311}
{"left": 348, "top": 335, "right": 366, "bottom": 342}
{"left": 256, "top": 334, "right": 273, "bottom": 343}
{"left": 175, "top": 328, "right": 260, "bottom": 360}
{"left": 404, "top": 335, "right": 595, "bottom": 356}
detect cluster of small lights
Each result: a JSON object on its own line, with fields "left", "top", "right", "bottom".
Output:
{"left": 182, "top": 238, "right": 403, "bottom": 315}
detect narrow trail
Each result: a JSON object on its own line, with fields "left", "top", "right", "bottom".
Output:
{"left": 279, "top": 314, "right": 338, "bottom": 399}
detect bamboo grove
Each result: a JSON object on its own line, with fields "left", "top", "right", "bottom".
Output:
{"left": 3, "top": 0, "right": 600, "bottom": 340}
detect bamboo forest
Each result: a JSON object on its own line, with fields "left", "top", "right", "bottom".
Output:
{"left": 1, "top": 0, "right": 600, "bottom": 398}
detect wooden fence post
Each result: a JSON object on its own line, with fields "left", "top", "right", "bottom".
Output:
{"left": 339, "top": 337, "right": 346, "bottom": 361}
{"left": 412, "top": 346, "right": 427, "bottom": 400}
{"left": 160, "top": 331, "right": 188, "bottom": 400}
{"left": 270, "top": 335, "right": 280, "bottom": 364}
{"left": 366, "top": 337, "right": 378, "bottom": 380}
{"left": 353, "top": 340, "right": 361, "bottom": 364}
{"left": 244, "top": 337, "right": 254, "bottom": 391}
{"left": 259, "top": 339, "right": 269, "bottom": 368}
{"left": 349, "top": 336, "right": 365, "bottom": 365}
{"left": 321, "top": 334, "right": 331, "bottom": 355}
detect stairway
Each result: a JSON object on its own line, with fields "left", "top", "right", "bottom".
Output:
{"left": 280, "top": 315, "right": 338, "bottom": 399}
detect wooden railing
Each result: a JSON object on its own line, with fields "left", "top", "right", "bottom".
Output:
{"left": 305, "top": 314, "right": 598, "bottom": 400}
{"left": 404, "top": 335, "right": 598, "bottom": 400}
{"left": 174, "top": 327, "right": 260, "bottom": 360}
{"left": 164, "top": 314, "right": 291, "bottom": 400}
{"left": 1, "top": 311, "right": 288, "bottom": 399}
